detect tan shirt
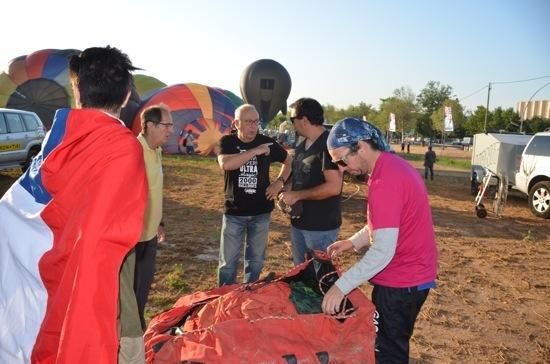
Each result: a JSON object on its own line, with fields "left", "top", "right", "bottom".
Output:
{"left": 138, "top": 133, "right": 163, "bottom": 241}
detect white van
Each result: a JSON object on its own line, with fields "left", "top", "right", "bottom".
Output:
{"left": 515, "top": 132, "right": 550, "bottom": 218}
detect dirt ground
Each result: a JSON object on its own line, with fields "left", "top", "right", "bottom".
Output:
{"left": 1, "top": 145, "right": 549, "bottom": 363}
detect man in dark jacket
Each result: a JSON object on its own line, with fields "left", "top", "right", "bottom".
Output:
{"left": 423, "top": 146, "right": 437, "bottom": 180}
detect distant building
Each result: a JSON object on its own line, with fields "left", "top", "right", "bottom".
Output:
{"left": 516, "top": 100, "right": 550, "bottom": 120}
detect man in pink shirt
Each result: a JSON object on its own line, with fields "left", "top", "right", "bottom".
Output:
{"left": 321, "top": 117, "right": 438, "bottom": 363}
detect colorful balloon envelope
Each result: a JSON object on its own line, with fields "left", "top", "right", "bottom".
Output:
{"left": 1, "top": 49, "right": 80, "bottom": 128}
{"left": 133, "top": 74, "right": 167, "bottom": 99}
{"left": 131, "top": 83, "right": 243, "bottom": 155}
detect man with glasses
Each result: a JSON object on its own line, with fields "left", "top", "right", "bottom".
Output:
{"left": 321, "top": 117, "right": 438, "bottom": 364}
{"left": 217, "top": 104, "right": 292, "bottom": 286}
{"left": 279, "top": 98, "right": 343, "bottom": 265}
{"left": 130, "top": 104, "right": 173, "bottom": 332}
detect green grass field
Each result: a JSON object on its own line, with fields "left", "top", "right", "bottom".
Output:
{"left": 397, "top": 152, "right": 471, "bottom": 170}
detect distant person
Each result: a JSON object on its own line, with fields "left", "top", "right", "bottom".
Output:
{"left": 279, "top": 98, "right": 343, "bottom": 265}
{"left": 407, "top": 142, "right": 411, "bottom": 154}
{"left": 178, "top": 130, "right": 185, "bottom": 154}
{"left": 424, "top": 146, "right": 437, "bottom": 181}
{"left": 134, "top": 104, "right": 173, "bottom": 330}
{"left": 217, "top": 104, "right": 292, "bottom": 286}
{"left": 184, "top": 130, "right": 195, "bottom": 154}
{"left": 322, "top": 117, "right": 438, "bottom": 364}
{"left": 401, "top": 141, "right": 405, "bottom": 152}
{"left": 0, "top": 46, "right": 147, "bottom": 363}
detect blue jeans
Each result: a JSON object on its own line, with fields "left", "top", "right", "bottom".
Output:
{"left": 218, "top": 213, "right": 271, "bottom": 286}
{"left": 290, "top": 226, "right": 340, "bottom": 265}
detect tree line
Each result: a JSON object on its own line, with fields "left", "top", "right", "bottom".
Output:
{"left": 269, "top": 81, "right": 550, "bottom": 137}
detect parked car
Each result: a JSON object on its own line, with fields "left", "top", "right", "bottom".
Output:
{"left": 0, "top": 108, "right": 46, "bottom": 172}
{"left": 515, "top": 132, "right": 550, "bottom": 218}
{"left": 461, "top": 137, "right": 472, "bottom": 146}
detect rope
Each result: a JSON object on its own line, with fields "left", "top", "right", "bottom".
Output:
{"left": 168, "top": 310, "right": 357, "bottom": 337}
{"left": 318, "top": 271, "right": 357, "bottom": 319}
{"left": 342, "top": 182, "right": 361, "bottom": 202}
{"left": 166, "top": 258, "right": 358, "bottom": 337}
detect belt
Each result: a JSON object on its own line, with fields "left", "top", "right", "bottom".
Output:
{"left": 407, "top": 280, "right": 436, "bottom": 293}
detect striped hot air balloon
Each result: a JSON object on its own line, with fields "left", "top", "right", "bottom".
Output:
{"left": 0, "top": 49, "right": 80, "bottom": 129}
{"left": 131, "top": 83, "right": 243, "bottom": 155}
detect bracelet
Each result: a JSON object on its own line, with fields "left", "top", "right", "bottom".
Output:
{"left": 276, "top": 176, "right": 285, "bottom": 184}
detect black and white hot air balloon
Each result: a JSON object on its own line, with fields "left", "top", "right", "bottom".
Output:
{"left": 240, "top": 59, "right": 291, "bottom": 128}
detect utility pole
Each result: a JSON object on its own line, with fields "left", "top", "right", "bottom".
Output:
{"left": 483, "top": 82, "right": 491, "bottom": 133}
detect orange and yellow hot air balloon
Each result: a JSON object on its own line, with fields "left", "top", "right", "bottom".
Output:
{"left": 131, "top": 83, "right": 243, "bottom": 155}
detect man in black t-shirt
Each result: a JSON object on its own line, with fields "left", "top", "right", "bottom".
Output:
{"left": 280, "top": 98, "right": 343, "bottom": 265}
{"left": 217, "top": 104, "right": 292, "bottom": 286}
{"left": 423, "top": 146, "right": 437, "bottom": 180}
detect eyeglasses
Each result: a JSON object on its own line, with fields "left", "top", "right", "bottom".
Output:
{"left": 241, "top": 119, "right": 259, "bottom": 125}
{"left": 147, "top": 121, "right": 174, "bottom": 128}
{"left": 290, "top": 115, "right": 301, "bottom": 124}
{"left": 332, "top": 143, "right": 359, "bottom": 167}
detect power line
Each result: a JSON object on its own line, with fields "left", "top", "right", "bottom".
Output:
{"left": 492, "top": 75, "right": 550, "bottom": 85}
{"left": 458, "top": 74, "right": 550, "bottom": 103}
{"left": 481, "top": 76, "right": 550, "bottom": 132}
{"left": 459, "top": 85, "right": 488, "bottom": 101}
{"left": 520, "top": 81, "right": 550, "bottom": 132}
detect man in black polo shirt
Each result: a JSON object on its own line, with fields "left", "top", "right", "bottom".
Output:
{"left": 280, "top": 98, "right": 343, "bottom": 264}
{"left": 217, "top": 104, "right": 292, "bottom": 286}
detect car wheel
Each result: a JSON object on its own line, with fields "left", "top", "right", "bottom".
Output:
{"left": 22, "top": 147, "right": 40, "bottom": 173}
{"left": 529, "top": 181, "right": 550, "bottom": 219}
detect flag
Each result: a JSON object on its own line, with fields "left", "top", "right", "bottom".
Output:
{"left": 389, "top": 113, "right": 396, "bottom": 132}
{"left": 444, "top": 106, "right": 454, "bottom": 132}
{"left": 0, "top": 109, "right": 147, "bottom": 363}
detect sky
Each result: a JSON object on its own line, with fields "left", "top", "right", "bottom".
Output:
{"left": 1, "top": 0, "right": 549, "bottom": 113}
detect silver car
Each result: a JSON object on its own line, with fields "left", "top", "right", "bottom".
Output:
{"left": 0, "top": 108, "right": 46, "bottom": 172}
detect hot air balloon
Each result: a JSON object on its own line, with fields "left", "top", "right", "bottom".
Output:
{"left": 120, "top": 88, "right": 142, "bottom": 129}
{"left": 0, "top": 49, "right": 80, "bottom": 129}
{"left": 133, "top": 74, "right": 166, "bottom": 99}
{"left": 118, "top": 74, "right": 165, "bottom": 128}
{"left": 131, "top": 83, "right": 243, "bottom": 155}
{"left": 240, "top": 59, "right": 291, "bottom": 128}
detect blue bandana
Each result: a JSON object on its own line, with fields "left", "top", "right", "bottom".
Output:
{"left": 327, "top": 117, "right": 390, "bottom": 151}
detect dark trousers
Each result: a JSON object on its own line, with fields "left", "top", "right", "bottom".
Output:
{"left": 134, "top": 236, "right": 158, "bottom": 330}
{"left": 372, "top": 285, "right": 430, "bottom": 364}
{"left": 424, "top": 166, "right": 434, "bottom": 180}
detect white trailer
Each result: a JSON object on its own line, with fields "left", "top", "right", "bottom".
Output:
{"left": 471, "top": 133, "right": 532, "bottom": 187}
{"left": 470, "top": 133, "right": 532, "bottom": 217}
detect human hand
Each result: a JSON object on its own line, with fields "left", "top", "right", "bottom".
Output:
{"left": 266, "top": 180, "right": 284, "bottom": 200}
{"left": 321, "top": 284, "right": 345, "bottom": 315}
{"left": 327, "top": 240, "right": 354, "bottom": 258}
{"left": 279, "top": 190, "right": 300, "bottom": 207}
{"left": 253, "top": 143, "right": 272, "bottom": 156}
{"left": 157, "top": 225, "right": 166, "bottom": 243}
